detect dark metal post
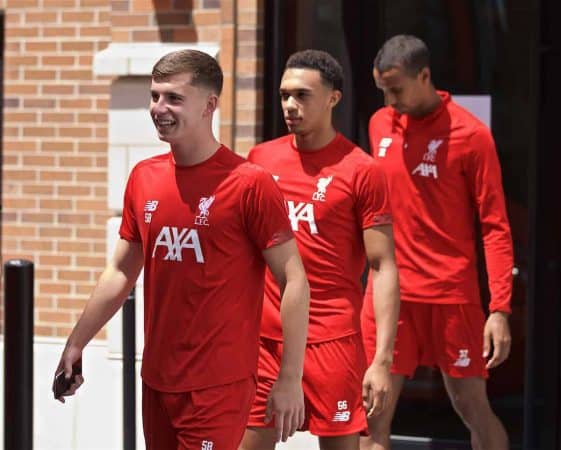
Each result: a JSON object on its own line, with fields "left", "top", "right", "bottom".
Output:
{"left": 123, "top": 288, "right": 136, "bottom": 450}
{"left": 4, "top": 259, "right": 34, "bottom": 450}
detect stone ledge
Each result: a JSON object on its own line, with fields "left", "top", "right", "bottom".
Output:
{"left": 93, "top": 42, "right": 220, "bottom": 76}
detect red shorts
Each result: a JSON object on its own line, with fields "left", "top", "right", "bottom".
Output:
{"left": 247, "top": 334, "right": 368, "bottom": 437}
{"left": 142, "top": 377, "right": 256, "bottom": 450}
{"left": 361, "top": 302, "right": 488, "bottom": 379}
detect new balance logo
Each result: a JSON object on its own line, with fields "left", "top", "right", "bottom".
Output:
{"left": 152, "top": 226, "right": 204, "bottom": 263}
{"left": 412, "top": 162, "right": 438, "bottom": 179}
{"left": 333, "top": 411, "right": 351, "bottom": 422}
{"left": 312, "top": 175, "right": 333, "bottom": 202}
{"left": 332, "top": 400, "right": 350, "bottom": 422}
{"left": 378, "top": 137, "right": 392, "bottom": 157}
{"left": 195, "top": 196, "right": 215, "bottom": 226}
{"left": 144, "top": 200, "right": 159, "bottom": 212}
{"left": 453, "top": 349, "right": 471, "bottom": 367}
{"left": 287, "top": 200, "right": 318, "bottom": 234}
{"left": 144, "top": 200, "right": 159, "bottom": 223}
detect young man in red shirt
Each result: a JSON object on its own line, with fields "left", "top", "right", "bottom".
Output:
{"left": 240, "top": 50, "right": 400, "bottom": 450}
{"left": 361, "top": 35, "right": 513, "bottom": 450}
{"left": 53, "top": 49, "right": 310, "bottom": 450}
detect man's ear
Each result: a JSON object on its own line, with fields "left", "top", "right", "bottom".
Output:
{"left": 204, "top": 94, "right": 218, "bottom": 117}
{"left": 330, "top": 90, "right": 342, "bottom": 108}
{"left": 419, "top": 67, "right": 431, "bottom": 85}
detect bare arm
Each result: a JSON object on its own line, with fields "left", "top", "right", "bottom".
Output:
{"left": 362, "top": 224, "right": 400, "bottom": 416}
{"left": 262, "top": 238, "right": 309, "bottom": 442}
{"left": 53, "top": 238, "right": 144, "bottom": 401}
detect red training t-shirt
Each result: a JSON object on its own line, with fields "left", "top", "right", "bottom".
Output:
{"left": 249, "top": 133, "right": 392, "bottom": 343}
{"left": 366, "top": 91, "right": 513, "bottom": 313}
{"left": 119, "top": 145, "right": 293, "bottom": 392}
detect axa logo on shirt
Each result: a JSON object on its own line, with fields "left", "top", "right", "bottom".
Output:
{"left": 312, "top": 175, "right": 333, "bottom": 202}
{"left": 287, "top": 200, "right": 318, "bottom": 234}
{"left": 194, "top": 195, "right": 215, "bottom": 226}
{"left": 152, "top": 226, "right": 204, "bottom": 263}
{"left": 378, "top": 137, "right": 392, "bottom": 157}
{"left": 412, "top": 139, "right": 443, "bottom": 179}
{"left": 144, "top": 200, "right": 159, "bottom": 224}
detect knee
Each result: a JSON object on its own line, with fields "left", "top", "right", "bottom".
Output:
{"left": 448, "top": 391, "right": 486, "bottom": 426}
{"left": 367, "top": 413, "right": 393, "bottom": 438}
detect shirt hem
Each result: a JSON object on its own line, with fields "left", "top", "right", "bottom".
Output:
{"left": 260, "top": 329, "right": 360, "bottom": 344}
{"left": 141, "top": 371, "right": 255, "bottom": 393}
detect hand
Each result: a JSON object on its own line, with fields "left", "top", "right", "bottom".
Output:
{"left": 265, "top": 373, "right": 305, "bottom": 443}
{"left": 52, "top": 344, "right": 84, "bottom": 403}
{"left": 362, "top": 361, "right": 392, "bottom": 418}
{"left": 483, "top": 311, "right": 511, "bottom": 369}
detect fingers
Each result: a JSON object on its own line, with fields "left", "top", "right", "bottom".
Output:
{"left": 368, "top": 390, "right": 387, "bottom": 417}
{"left": 486, "top": 334, "right": 511, "bottom": 369}
{"left": 362, "top": 381, "right": 373, "bottom": 415}
{"left": 483, "top": 326, "right": 491, "bottom": 359}
{"left": 274, "top": 412, "right": 284, "bottom": 443}
{"left": 264, "top": 395, "right": 273, "bottom": 424}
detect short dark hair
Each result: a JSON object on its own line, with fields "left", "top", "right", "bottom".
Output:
{"left": 374, "top": 35, "right": 430, "bottom": 77}
{"left": 285, "top": 49, "right": 344, "bottom": 92}
{"left": 152, "top": 49, "right": 223, "bottom": 95}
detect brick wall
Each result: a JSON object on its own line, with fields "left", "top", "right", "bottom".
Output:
{"left": 1, "top": 0, "right": 112, "bottom": 338}
{"left": 1, "top": 0, "right": 265, "bottom": 338}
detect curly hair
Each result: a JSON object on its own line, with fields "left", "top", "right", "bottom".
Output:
{"left": 285, "top": 49, "right": 344, "bottom": 92}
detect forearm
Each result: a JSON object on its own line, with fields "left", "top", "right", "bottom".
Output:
{"left": 66, "top": 265, "right": 138, "bottom": 350}
{"left": 371, "top": 263, "right": 400, "bottom": 366}
{"left": 279, "top": 275, "right": 309, "bottom": 379}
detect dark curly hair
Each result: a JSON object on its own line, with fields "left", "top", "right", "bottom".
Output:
{"left": 285, "top": 49, "right": 343, "bottom": 92}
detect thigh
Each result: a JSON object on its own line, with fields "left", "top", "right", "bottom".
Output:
{"left": 433, "top": 304, "right": 488, "bottom": 378}
{"left": 303, "top": 334, "right": 367, "bottom": 437}
{"left": 142, "top": 383, "right": 177, "bottom": 450}
{"left": 246, "top": 338, "right": 282, "bottom": 428}
{"left": 362, "top": 301, "right": 423, "bottom": 377}
{"left": 167, "top": 377, "right": 256, "bottom": 450}
{"left": 319, "top": 433, "right": 360, "bottom": 450}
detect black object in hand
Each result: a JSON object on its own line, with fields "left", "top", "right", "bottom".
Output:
{"left": 54, "top": 359, "right": 82, "bottom": 399}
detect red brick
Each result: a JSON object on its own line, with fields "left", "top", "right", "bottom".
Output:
{"left": 58, "top": 270, "right": 91, "bottom": 282}
{"left": 58, "top": 214, "right": 92, "bottom": 225}
{"left": 23, "top": 127, "right": 55, "bottom": 138}
{"left": 23, "top": 99, "right": 57, "bottom": 108}
{"left": 61, "top": 11, "right": 95, "bottom": 22}
{"left": 39, "top": 227, "right": 74, "bottom": 238}
{"left": 112, "top": 13, "right": 151, "bottom": 26}
{"left": 41, "top": 141, "right": 75, "bottom": 152}
{"left": 40, "top": 199, "right": 73, "bottom": 210}
{"left": 21, "top": 212, "right": 56, "bottom": 223}
{"left": 22, "top": 240, "right": 55, "bottom": 251}
{"left": 25, "top": 41, "right": 58, "bottom": 52}
{"left": 23, "top": 155, "right": 56, "bottom": 165}
{"left": 59, "top": 127, "right": 93, "bottom": 138}
{"left": 42, "top": 56, "right": 76, "bottom": 66}
{"left": 42, "top": 85, "right": 76, "bottom": 95}
{"left": 43, "top": 26, "right": 77, "bottom": 38}
{"left": 23, "top": 185, "right": 55, "bottom": 195}
{"left": 39, "top": 171, "right": 73, "bottom": 182}
{"left": 39, "top": 254, "right": 72, "bottom": 265}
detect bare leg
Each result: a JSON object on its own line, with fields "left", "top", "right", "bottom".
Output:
{"left": 238, "top": 427, "right": 277, "bottom": 450}
{"left": 442, "top": 374, "right": 508, "bottom": 450}
{"left": 319, "top": 433, "right": 360, "bottom": 450}
{"left": 360, "top": 374, "right": 405, "bottom": 450}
